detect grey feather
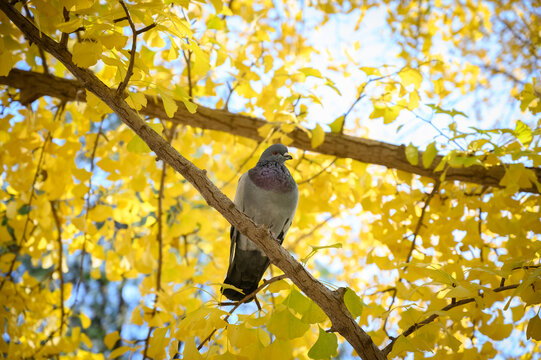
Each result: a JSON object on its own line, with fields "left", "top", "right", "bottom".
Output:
{"left": 222, "top": 144, "right": 298, "bottom": 301}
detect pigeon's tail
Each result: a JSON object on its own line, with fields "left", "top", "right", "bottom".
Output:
{"left": 221, "top": 248, "right": 270, "bottom": 302}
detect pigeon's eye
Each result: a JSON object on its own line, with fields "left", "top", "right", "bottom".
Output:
{"left": 273, "top": 151, "right": 278, "bottom": 155}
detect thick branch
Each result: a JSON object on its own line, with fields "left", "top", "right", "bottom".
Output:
{"left": 0, "top": 3, "right": 385, "bottom": 359}
{"left": 1, "top": 69, "right": 540, "bottom": 194}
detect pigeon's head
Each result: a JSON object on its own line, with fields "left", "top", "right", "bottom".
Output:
{"left": 260, "top": 144, "right": 293, "bottom": 163}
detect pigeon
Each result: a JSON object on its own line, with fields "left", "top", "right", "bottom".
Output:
{"left": 222, "top": 144, "right": 298, "bottom": 301}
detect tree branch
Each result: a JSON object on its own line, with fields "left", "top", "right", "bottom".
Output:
{"left": 116, "top": 0, "right": 137, "bottom": 95}
{"left": 4, "top": 71, "right": 540, "bottom": 192}
{"left": 0, "top": 3, "right": 385, "bottom": 358}
{"left": 382, "top": 282, "right": 521, "bottom": 356}
{"left": 1, "top": 69, "right": 540, "bottom": 194}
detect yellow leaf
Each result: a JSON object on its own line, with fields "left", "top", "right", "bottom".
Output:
{"left": 159, "top": 92, "right": 178, "bottom": 118}
{"left": 125, "top": 92, "right": 147, "bottom": 111}
{"left": 527, "top": 313, "right": 541, "bottom": 341}
{"left": 408, "top": 90, "right": 420, "bottom": 110}
{"left": 479, "top": 312, "right": 513, "bottom": 341}
{"left": 104, "top": 331, "right": 120, "bottom": 350}
{"left": 0, "top": 51, "right": 18, "bottom": 76}
{"left": 182, "top": 99, "right": 197, "bottom": 114}
{"left": 311, "top": 124, "right": 325, "bottom": 148}
{"left": 183, "top": 336, "right": 203, "bottom": 360}
{"left": 258, "top": 123, "right": 274, "bottom": 138}
{"left": 400, "top": 68, "right": 422, "bottom": 89}
{"left": 422, "top": 142, "right": 438, "bottom": 168}
{"left": 405, "top": 143, "right": 419, "bottom": 166}
{"left": 445, "top": 285, "right": 473, "bottom": 298}
{"left": 360, "top": 66, "right": 381, "bottom": 76}
{"left": 80, "top": 313, "right": 91, "bottom": 329}
{"left": 110, "top": 346, "right": 131, "bottom": 359}
{"left": 57, "top": 18, "right": 83, "bottom": 33}
{"left": 72, "top": 41, "right": 102, "bottom": 68}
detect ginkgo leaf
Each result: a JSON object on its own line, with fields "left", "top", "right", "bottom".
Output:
{"left": 405, "top": 143, "right": 419, "bottom": 166}
{"left": 183, "top": 336, "right": 203, "bottom": 360}
{"left": 267, "top": 308, "right": 310, "bottom": 340}
{"left": 104, "top": 331, "right": 120, "bottom": 350}
{"left": 308, "top": 327, "right": 338, "bottom": 359}
{"left": 399, "top": 68, "right": 422, "bottom": 89}
{"left": 159, "top": 92, "right": 178, "bottom": 118}
{"left": 360, "top": 67, "right": 381, "bottom": 76}
{"left": 526, "top": 313, "right": 541, "bottom": 341}
{"left": 72, "top": 41, "right": 102, "bottom": 68}
{"left": 311, "top": 124, "right": 325, "bottom": 148}
{"left": 422, "top": 142, "right": 438, "bottom": 168}
{"left": 329, "top": 115, "right": 345, "bottom": 133}
{"left": 427, "top": 104, "right": 467, "bottom": 118}
{"left": 344, "top": 287, "right": 363, "bottom": 318}
{"left": 110, "top": 346, "right": 131, "bottom": 359}
{"left": 514, "top": 120, "right": 532, "bottom": 146}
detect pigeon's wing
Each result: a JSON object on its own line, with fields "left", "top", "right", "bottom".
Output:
{"left": 223, "top": 173, "right": 269, "bottom": 301}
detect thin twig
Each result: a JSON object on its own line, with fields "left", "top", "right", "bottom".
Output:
{"left": 50, "top": 201, "right": 65, "bottom": 333}
{"left": 199, "top": 274, "right": 288, "bottom": 350}
{"left": 291, "top": 212, "right": 338, "bottom": 248}
{"left": 298, "top": 157, "right": 338, "bottom": 185}
{"left": 74, "top": 117, "right": 105, "bottom": 306}
{"left": 60, "top": 7, "right": 69, "bottom": 49}
{"left": 405, "top": 181, "right": 441, "bottom": 264}
{"left": 117, "top": 0, "right": 137, "bottom": 95}
{"left": 382, "top": 283, "right": 521, "bottom": 356}
{"left": 220, "top": 141, "right": 264, "bottom": 189}
{"left": 383, "top": 181, "right": 440, "bottom": 336}
{"left": 136, "top": 23, "right": 156, "bottom": 35}
{"left": 143, "top": 125, "right": 176, "bottom": 359}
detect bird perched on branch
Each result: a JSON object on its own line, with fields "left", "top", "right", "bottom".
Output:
{"left": 222, "top": 144, "right": 298, "bottom": 301}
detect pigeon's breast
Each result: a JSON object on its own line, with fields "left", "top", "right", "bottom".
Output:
{"left": 248, "top": 164, "right": 296, "bottom": 193}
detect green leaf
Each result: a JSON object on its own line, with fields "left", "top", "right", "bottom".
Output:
{"left": 17, "top": 204, "right": 30, "bottom": 215}
{"left": 427, "top": 104, "right": 467, "bottom": 118}
{"left": 301, "top": 300, "right": 327, "bottom": 324}
{"left": 405, "top": 143, "right": 419, "bottom": 166}
{"left": 329, "top": 115, "right": 345, "bottom": 133}
{"left": 267, "top": 279, "right": 289, "bottom": 293}
{"left": 514, "top": 120, "right": 532, "bottom": 146}
{"left": 422, "top": 142, "right": 438, "bottom": 168}
{"left": 267, "top": 308, "right": 310, "bottom": 340}
{"left": 343, "top": 288, "right": 363, "bottom": 318}
{"left": 308, "top": 327, "right": 338, "bottom": 359}
{"left": 284, "top": 288, "right": 310, "bottom": 314}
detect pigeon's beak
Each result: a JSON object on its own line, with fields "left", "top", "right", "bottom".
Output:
{"left": 284, "top": 153, "right": 293, "bottom": 160}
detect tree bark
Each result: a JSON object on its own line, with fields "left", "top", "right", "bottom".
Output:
{"left": 0, "top": 2, "right": 386, "bottom": 359}
{"left": 2, "top": 68, "right": 539, "bottom": 194}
